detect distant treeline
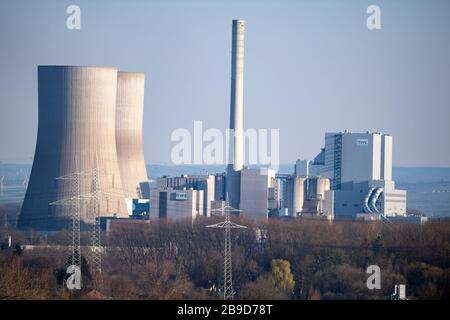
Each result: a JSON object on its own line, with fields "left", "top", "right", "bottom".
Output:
{"left": 1, "top": 218, "right": 449, "bottom": 300}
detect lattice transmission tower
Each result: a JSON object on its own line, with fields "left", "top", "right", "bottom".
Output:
{"left": 50, "top": 172, "right": 84, "bottom": 287}
{"left": 207, "top": 202, "right": 246, "bottom": 300}
{"left": 51, "top": 162, "right": 129, "bottom": 287}
{"left": 87, "top": 165, "right": 102, "bottom": 275}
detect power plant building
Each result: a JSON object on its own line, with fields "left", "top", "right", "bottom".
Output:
{"left": 149, "top": 188, "right": 204, "bottom": 222}
{"left": 282, "top": 175, "right": 332, "bottom": 219}
{"left": 156, "top": 174, "right": 215, "bottom": 216}
{"left": 239, "top": 168, "right": 275, "bottom": 220}
{"left": 333, "top": 180, "right": 406, "bottom": 219}
{"left": 321, "top": 130, "right": 392, "bottom": 188}
{"left": 304, "top": 130, "right": 406, "bottom": 219}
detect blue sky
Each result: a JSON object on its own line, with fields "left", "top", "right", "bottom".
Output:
{"left": 0, "top": 0, "right": 449, "bottom": 166}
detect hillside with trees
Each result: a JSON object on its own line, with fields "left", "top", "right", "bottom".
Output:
{"left": 1, "top": 218, "right": 449, "bottom": 299}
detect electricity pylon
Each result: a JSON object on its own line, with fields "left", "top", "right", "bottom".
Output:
{"left": 207, "top": 202, "right": 246, "bottom": 300}
{"left": 51, "top": 165, "right": 129, "bottom": 286}
{"left": 50, "top": 172, "right": 83, "bottom": 287}
{"left": 86, "top": 164, "right": 102, "bottom": 275}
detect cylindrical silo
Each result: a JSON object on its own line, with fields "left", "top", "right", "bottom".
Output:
{"left": 308, "top": 177, "right": 330, "bottom": 200}
{"left": 286, "top": 176, "right": 305, "bottom": 217}
{"left": 115, "top": 72, "right": 148, "bottom": 199}
{"left": 293, "top": 177, "right": 306, "bottom": 216}
{"left": 18, "top": 66, "right": 128, "bottom": 230}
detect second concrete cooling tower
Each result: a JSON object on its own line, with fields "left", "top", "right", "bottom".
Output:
{"left": 115, "top": 72, "right": 148, "bottom": 198}
{"left": 19, "top": 66, "right": 128, "bottom": 230}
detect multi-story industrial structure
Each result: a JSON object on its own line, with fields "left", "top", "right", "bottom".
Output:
{"left": 320, "top": 130, "right": 392, "bottom": 188}
{"left": 149, "top": 188, "right": 204, "bottom": 222}
{"left": 156, "top": 174, "right": 215, "bottom": 216}
{"left": 282, "top": 175, "right": 332, "bottom": 219}
{"left": 239, "top": 168, "right": 276, "bottom": 219}
{"left": 301, "top": 130, "right": 406, "bottom": 219}
{"left": 19, "top": 66, "right": 148, "bottom": 230}
{"left": 331, "top": 180, "right": 406, "bottom": 219}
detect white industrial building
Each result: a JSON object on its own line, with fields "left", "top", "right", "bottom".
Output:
{"left": 320, "top": 130, "right": 392, "bottom": 187}
{"left": 149, "top": 188, "right": 204, "bottom": 222}
{"left": 329, "top": 180, "right": 406, "bottom": 219}
{"left": 301, "top": 130, "right": 407, "bottom": 219}
{"left": 156, "top": 174, "right": 215, "bottom": 216}
{"left": 239, "top": 168, "right": 276, "bottom": 220}
{"left": 282, "top": 175, "right": 333, "bottom": 220}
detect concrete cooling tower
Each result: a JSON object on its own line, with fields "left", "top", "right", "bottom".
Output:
{"left": 19, "top": 66, "right": 128, "bottom": 230}
{"left": 115, "top": 72, "right": 148, "bottom": 198}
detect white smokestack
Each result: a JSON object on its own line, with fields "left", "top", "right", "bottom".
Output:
{"left": 229, "top": 19, "right": 244, "bottom": 171}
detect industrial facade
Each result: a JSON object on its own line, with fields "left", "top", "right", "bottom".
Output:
{"left": 239, "top": 168, "right": 275, "bottom": 219}
{"left": 149, "top": 188, "right": 204, "bottom": 222}
{"left": 282, "top": 176, "right": 332, "bottom": 219}
{"left": 19, "top": 66, "right": 147, "bottom": 230}
{"left": 299, "top": 130, "right": 407, "bottom": 219}
{"left": 156, "top": 174, "right": 215, "bottom": 216}
{"left": 321, "top": 130, "right": 393, "bottom": 185}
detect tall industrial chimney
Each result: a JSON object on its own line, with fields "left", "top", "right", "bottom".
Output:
{"left": 229, "top": 19, "right": 245, "bottom": 171}
{"left": 226, "top": 19, "right": 245, "bottom": 209}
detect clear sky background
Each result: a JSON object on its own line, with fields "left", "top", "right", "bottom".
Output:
{"left": 0, "top": 0, "right": 449, "bottom": 167}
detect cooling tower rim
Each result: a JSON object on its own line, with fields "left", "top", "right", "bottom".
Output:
{"left": 118, "top": 71, "right": 145, "bottom": 78}
{"left": 38, "top": 65, "right": 118, "bottom": 71}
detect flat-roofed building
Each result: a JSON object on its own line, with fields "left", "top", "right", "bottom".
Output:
{"left": 156, "top": 174, "right": 214, "bottom": 216}
{"left": 239, "top": 168, "right": 276, "bottom": 220}
{"left": 149, "top": 188, "right": 204, "bottom": 222}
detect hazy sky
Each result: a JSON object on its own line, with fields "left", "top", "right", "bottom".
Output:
{"left": 0, "top": 0, "right": 449, "bottom": 166}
